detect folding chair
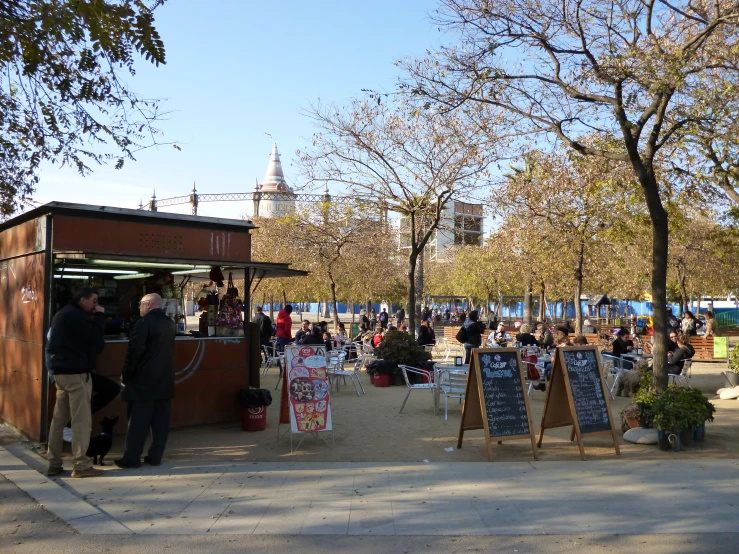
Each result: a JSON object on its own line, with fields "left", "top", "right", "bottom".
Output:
{"left": 328, "top": 356, "right": 366, "bottom": 396}
{"left": 669, "top": 359, "right": 692, "bottom": 387}
{"left": 397, "top": 365, "right": 436, "bottom": 413}
{"left": 438, "top": 370, "right": 468, "bottom": 420}
{"left": 262, "top": 345, "right": 281, "bottom": 375}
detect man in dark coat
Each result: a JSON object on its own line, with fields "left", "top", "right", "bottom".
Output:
{"left": 115, "top": 293, "right": 175, "bottom": 468}
{"left": 46, "top": 287, "right": 106, "bottom": 478}
{"left": 253, "top": 306, "right": 273, "bottom": 360}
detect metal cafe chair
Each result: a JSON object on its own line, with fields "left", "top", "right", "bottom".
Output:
{"left": 669, "top": 358, "right": 693, "bottom": 387}
{"left": 437, "top": 369, "right": 467, "bottom": 421}
{"left": 397, "top": 365, "right": 436, "bottom": 414}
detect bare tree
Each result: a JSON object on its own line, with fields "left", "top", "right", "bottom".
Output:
{"left": 406, "top": 0, "right": 739, "bottom": 389}
{"left": 300, "top": 97, "right": 497, "bottom": 333}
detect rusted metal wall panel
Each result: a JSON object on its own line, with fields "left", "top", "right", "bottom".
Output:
{"left": 53, "top": 215, "right": 251, "bottom": 263}
{"left": 0, "top": 253, "right": 46, "bottom": 440}
{"left": 89, "top": 338, "right": 249, "bottom": 435}
{"left": 0, "top": 218, "right": 46, "bottom": 260}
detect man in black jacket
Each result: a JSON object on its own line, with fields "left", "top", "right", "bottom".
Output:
{"left": 252, "top": 306, "right": 273, "bottom": 355}
{"left": 115, "top": 294, "right": 175, "bottom": 468}
{"left": 46, "top": 288, "right": 106, "bottom": 478}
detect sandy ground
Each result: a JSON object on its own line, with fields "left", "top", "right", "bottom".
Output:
{"left": 69, "top": 359, "right": 736, "bottom": 465}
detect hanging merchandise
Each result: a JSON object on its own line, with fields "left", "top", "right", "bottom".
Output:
{"left": 216, "top": 273, "right": 244, "bottom": 337}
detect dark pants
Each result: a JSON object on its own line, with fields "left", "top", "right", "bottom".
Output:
{"left": 123, "top": 399, "right": 171, "bottom": 465}
{"left": 464, "top": 344, "right": 473, "bottom": 365}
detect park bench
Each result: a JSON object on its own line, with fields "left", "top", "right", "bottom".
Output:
{"left": 689, "top": 336, "right": 723, "bottom": 361}
{"left": 576, "top": 333, "right": 600, "bottom": 344}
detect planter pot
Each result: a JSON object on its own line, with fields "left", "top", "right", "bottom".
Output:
{"left": 391, "top": 371, "right": 406, "bottom": 387}
{"left": 625, "top": 416, "right": 640, "bottom": 429}
{"left": 680, "top": 428, "right": 695, "bottom": 447}
{"left": 374, "top": 374, "right": 390, "bottom": 387}
{"left": 727, "top": 372, "right": 739, "bottom": 387}
{"left": 657, "top": 430, "right": 681, "bottom": 452}
{"left": 241, "top": 406, "right": 267, "bottom": 432}
{"left": 368, "top": 372, "right": 375, "bottom": 384}
{"left": 694, "top": 424, "right": 706, "bottom": 442}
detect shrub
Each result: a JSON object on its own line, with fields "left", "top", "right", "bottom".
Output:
{"left": 374, "top": 329, "right": 431, "bottom": 369}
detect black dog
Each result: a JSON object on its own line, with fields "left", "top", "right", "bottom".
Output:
{"left": 86, "top": 416, "right": 119, "bottom": 466}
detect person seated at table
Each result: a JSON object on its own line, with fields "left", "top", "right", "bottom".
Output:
{"left": 300, "top": 325, "right": 324, "bottom": 345}
{"left": 417, "top": 320, "right": 436, "bottom": 347}
{"left": 536, "top": 322, "right": 554, "bottom": 350}
{"left": 516, "top": 324, "right": 539, "bottom": 347}
{"left": 542, "top": 326, "right": 573, "bottom": 382}
{"left": 573, "top": 335, "right": 588, "bottom": 345}
{"left": 400, "top": 324, "right": 409, "bottom": 333}
{"left": 488, "top": 322, "right": 512, "bottom": 347}
{"left": 294, "top": 319, "right": 311, "bottom": 344}
{"left": 667, "top": 333, "right": 694, "bottom": 375}
{"left": 667, "top": 330, "right": 678, "bottom": 354}
{"left": 322, "top": 332, "right": 334, "bottom": 352}
{"left": 334, "top": 322, "right": 347, "bottom": 341}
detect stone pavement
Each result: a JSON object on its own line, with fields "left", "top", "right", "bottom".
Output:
{"left": 2, "top": 446, "right": 739, "bottom": 537}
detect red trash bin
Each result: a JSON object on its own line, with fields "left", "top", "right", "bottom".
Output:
{"left": 242, "top": 406, "right": 267, "bottom": 431}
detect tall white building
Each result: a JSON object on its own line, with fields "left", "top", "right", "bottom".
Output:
{"left": 252, "top": 143, "right": 296, "bottom": 217}
{"left": 397, "top": 200, "right": 483, "bottom": 259}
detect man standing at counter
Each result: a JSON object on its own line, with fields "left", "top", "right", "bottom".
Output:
{"left": 46, "top": 288, "right": 106, "bottom": 478}
{"left": 115, "top": 293, "right": 175, "bottom": 469}
{"left": 274, "top": 304, "right": 293, "bottom": 354}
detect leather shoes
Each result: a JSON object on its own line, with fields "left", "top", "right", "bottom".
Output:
{"left": 114, "top": 458, "right": 141, "bottom": 469}
{"left": 47, "top": 466, "right": 64, "bottom": 477}
{"left": 143, "top": 456, "right": 161, "bottom": 467}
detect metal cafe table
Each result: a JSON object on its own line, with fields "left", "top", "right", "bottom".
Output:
{"left": 432, "top": 363, "right": 469, "bottom": 416}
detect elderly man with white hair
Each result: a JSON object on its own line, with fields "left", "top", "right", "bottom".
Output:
{"left": 115, "top": 293, "right": 176, "bottom": 469}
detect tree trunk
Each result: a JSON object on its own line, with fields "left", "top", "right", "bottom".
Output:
{"left": 329, "top": 280, "right": 339, "bottom": 326}
{"left": 269, "top": 295, "right": 274, "bottom": 321}
{"left": 710, "top": 296, "right": 715, "bottom": 314}
{"left": 407, "top": 249, "right": 418, "bottom": 335}
{"left": 538, "top": 281, "right": 546, "bottom": 322}
{"left": 574, "top": 245, "right": 584, "bottom": 334}
{"left": 282, "top": 290, "right": 287, "bottom": 307}
{"left": 646, "top": 196, "right": 670, "bottom": 392}
{"left": 415, "top": 248, "right": 425, "bottom": 325}
{"left": 523, "top": 281, "right": 533, "bottom": 326}
{"left": 322, "top": 299, "right": 329, "bottom": 319}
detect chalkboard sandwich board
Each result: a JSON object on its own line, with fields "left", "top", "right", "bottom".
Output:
{"left": 537, "top": 345, "right": 620, "bottom": 460}
{"left": 457, "top": 348, "right": 538, "bottom": 461}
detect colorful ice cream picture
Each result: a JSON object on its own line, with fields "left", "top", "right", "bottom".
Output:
{"left": 285, "top": 345, "right": 333, "bottom": 433}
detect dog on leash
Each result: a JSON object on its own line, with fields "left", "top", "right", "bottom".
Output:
{"left": 86, "top": 416, "right": 119, "bottom": 466}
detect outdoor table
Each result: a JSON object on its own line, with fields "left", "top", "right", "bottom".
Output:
{"left": 433, "top": 363, "right": 469, "bottom": 416}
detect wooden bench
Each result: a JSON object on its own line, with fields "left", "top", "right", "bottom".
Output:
{"left": 574, "top": 333, "right": 600, "bottom": 345}
{"left": 689, "top": 336, "right": 723, "bottom": 361}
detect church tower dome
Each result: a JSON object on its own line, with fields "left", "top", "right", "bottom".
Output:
{"left": 254, "top": 143, "right": 296, "bottom": 217}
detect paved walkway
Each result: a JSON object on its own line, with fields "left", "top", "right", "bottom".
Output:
{"left": 2, "top": 446, "right": 738, "bottom": 536}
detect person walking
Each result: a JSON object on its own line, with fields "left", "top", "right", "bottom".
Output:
{"left": 378, "top": 308, "right": 389, "bottom": 330}
{"left": 396, "top": 307, "right": 405, "bottom": 327}
{"left": 115, "top": 294, "right": 176, "bottom": 468}
{"left": 274, "top": 305, "right": 293, "bottom": 355}
{"left": 46, "top": 288, "right": 106, "bottom": 478}
{"left": 369, "top": 308, "right": 378, "bottom": 331}
{"left": 252, "top": 305, "right": 273, "bottom": 353}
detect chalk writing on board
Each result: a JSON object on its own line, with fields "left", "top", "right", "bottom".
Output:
{"left": 478, "top": 352, "right": 530, "bottom": 438}
{"left": 562, "top": 350, "right": 611, "bottom": 435}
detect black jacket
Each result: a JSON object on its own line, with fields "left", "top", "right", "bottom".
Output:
{"left": 463, "top": 319, "right": 486, "bottom": 348}
{"left": 253, "top": 312, "right": 272, "bottom": 345}
{"left": 516, "top": 333, "right": 539, "bottom": 347}
{"left": 122, "top": 308, "right": 176, "bottom": 401}
{"left": 417, "top": 326, "right": 436, "bottom": 346}
{"left": 46, "top": 304, "right": 105, "bottom": 374}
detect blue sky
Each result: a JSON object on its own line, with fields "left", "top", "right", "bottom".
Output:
{"left": 34, "top": 0, "right": 442, "bottom": 219}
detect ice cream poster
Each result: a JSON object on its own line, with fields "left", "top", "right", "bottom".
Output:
{"left": 285, "top": 345, "right": 333, "bottom": 433}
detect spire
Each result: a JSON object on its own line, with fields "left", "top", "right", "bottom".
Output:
{"left": 259, "top": 143, "right": 290, "bottom": 192}
{"left": 192, "top": 181, "right": 197, "bottom": 193}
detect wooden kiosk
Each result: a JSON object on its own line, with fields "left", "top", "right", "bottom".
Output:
{"left": 0, "top": 202, "right": 306, "bottom": 442}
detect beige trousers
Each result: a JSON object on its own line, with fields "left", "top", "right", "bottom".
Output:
{"left": 48, "top": 373, "right": 93, "bottom": 471}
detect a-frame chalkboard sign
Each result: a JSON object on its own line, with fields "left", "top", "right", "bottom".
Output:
{"left": 457, "top": 348, "right": 538, "bottom": 461}
{"left": 537, "top": 345, "right": 620, "bottom": 460}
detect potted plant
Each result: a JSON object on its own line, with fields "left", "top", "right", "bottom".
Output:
{"left": 373, "top": 330, "right": 431, "bottom": 386}
{"left": 633, "top": 373, "right": 657, "bottom": 429}
{"left": 681, "top": 387, "right": 716, "bottom": 442}
{"left": 651, "top": 386, "right": 688, "bottom": 451}
{"left": 620, "top": 403, "right": 641, "bottom": 432}
{"left": 727, "top": 344, "right": 739, "bottom": 387}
